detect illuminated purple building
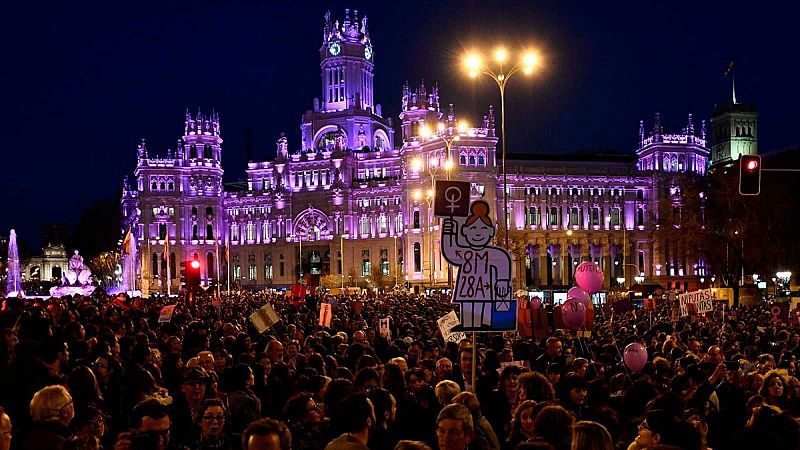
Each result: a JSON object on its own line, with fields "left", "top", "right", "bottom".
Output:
{"left": 121, "top": 8, "right": 728, "bottom": 296}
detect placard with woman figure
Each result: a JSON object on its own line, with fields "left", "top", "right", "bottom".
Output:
{"left": 441, "top": 200, "right": 516, "bottom": 331}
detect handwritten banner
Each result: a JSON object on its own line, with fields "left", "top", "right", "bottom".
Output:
{"left": 679, "top": 289, "right": 715, "bottom": 316}
{"left": 437, "top": 311, "right": 467, "bottom": 344}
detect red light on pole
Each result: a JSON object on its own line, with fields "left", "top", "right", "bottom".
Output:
{"left": 190, "top": 260, "right": 200, "bottom": 269}
{"left": 739, "top": 155, "right": 761, "bottom": 195}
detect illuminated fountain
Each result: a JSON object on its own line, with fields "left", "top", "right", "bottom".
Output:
{"left": 49, "top": 249, "right": 96, "bottom": 297}
{"left": 6, "top": 229, "right": 23, "bottom": 297}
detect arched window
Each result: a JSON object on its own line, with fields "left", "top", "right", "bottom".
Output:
{"left": 159, "top": 223, "right": 167, "bottom": 240}
{"left": 477, "top": 155, "right": 485, "bottom": 166}
{"left": 167, "top": 182, "right": 174, "bottom": 191}
{"left": 151, "top": 181, "right": 157, "bottom": 191}
{"left": 206, "top": 224, "right": 213, "bottom": 240}
{"left": 160, "top": 182, "right": 166, "bottom": 190}
{"left": 206, "top": 207, "right": 213, "bottom": 216}
{"left": 413, "top": 210, "right": 420, "bottom": 229}
{"left": 411, "top": 121, "right": 419, "bottom": 137}
{"left": 460, "top": 154, "right": 467, "bottom": 165}
{"left": 413, "top": 242, "right": 422, "bottom": 272}
{"left": 192, "top": 207, "right": 198, "bottom": 216}
{"left": 637, "top": 208, "right": 645, "bottom": 226}
{"left": 204, "top": 144, "right": 213, "bottom": 159}
{"left": 192, "top": 224, "right": 198, "bottom": 240}
{"left": 207, "top": 253, "right": 215, "bottom": 279}
{"left": 191, "top": 145, "right": 198, "bottom": 158}
{"left": 637, "top": 189, "right": 644, "bottom": 200}
{"left": 469, "top": 155, "right": 476, "bottom": 166}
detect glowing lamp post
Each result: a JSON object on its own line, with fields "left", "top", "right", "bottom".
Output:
{"left": 464, "top": 47, "right": 539, "bottom": 249}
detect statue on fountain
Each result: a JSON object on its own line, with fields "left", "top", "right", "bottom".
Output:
{"left": 64, "top": 250, "right": 93, "bottom": 285}
{"left": 50, "top": 250, "right": 97, "bottom": 297}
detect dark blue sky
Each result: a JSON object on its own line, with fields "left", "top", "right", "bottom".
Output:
{"left": 2, "top": 0, "right": 798, "bottom": 250}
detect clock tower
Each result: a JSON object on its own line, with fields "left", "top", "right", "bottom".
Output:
{"left": 319, "top": 8, "right": 374, "bottom": 112}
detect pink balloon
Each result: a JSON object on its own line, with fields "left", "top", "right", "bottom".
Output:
{"left": 561, "top": 297, "right": 586, "bottom": 330}
{"left": 575, "top": 261, "right": 604, "bottom": 294}
{"left": 530, "top": 296, "right": 542, "bottom": 310}
{"left": 567, "top": 286, "right": 591, "bottom": 308}
{"left": 624, "top": 343, "right": 648, "bottom": 372}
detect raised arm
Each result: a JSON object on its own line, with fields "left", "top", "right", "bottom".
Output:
{"left": 441, "top": 217, "right": 466, "bottom": 266}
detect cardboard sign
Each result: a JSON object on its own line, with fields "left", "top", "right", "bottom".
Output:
{"left": 249, "top": 303, "right": 280, "bottom": 333}
{"left": 437, "top": 311, "right": 467, "bottom": 344}
{"left": 379, "top": 317, "right": 392, "bottom": 338}
{"left": 441, "top": 200, "right": 516, "bottom": 331}
{"left": 643, "top": 298, "right": 656, "bottom": 312}
{"left": 319, "top": 303, "right": 332, "bottom": 327}
{"left": 158, "top": 305, "right": 176, "bottom": 323}
{"left": 679, "top": 289, "right": 715, "bottom": 316}
{"left": 434, "top": 181, "right": 472, "bottom": 217}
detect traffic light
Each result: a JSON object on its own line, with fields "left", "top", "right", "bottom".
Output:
{"left": 186, "top": 260, "right": 201, "bottom": 292}
{"left": 739, "top": 154, "right": 761, "bottom": 195}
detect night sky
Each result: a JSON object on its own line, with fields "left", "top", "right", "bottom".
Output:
{"left": 3, "top": 0, "right": 798, "bottom": 251}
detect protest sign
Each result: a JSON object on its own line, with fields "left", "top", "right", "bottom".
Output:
{"left": 158, "top": 305, "right": 176, "bottom": 323}
{"left": 379, "top": 317, "right": 392, "bottom": 338}
{"left": 249, "top": 303, "right": 280, "bottom": 333}
{"left": 437, "top": 311, "right": 467, "bottom": 344}
{"left": 679, "top": 289, "right": 715, "bottom": 316}
{"left": 319, "top": 303, "right": 332, "bottom": 327}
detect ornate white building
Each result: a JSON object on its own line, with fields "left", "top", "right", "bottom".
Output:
{"left": 121, "top": 8, "right": 749, "bottom": 297}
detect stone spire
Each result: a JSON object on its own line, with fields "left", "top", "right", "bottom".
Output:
{"left": 137, "top": 139, "right": 148, "bottom": 159}
{"left": 639, "top": 120, "right": 645, "bottom": 144}
{"left": 653, "top": 112, "right": 663, "bottom": 135}
{"left": 686, "top": 113, "right": 695, "bottom": 135}
{"left": 701, "top": 120, "right": 707, "bottom": 140}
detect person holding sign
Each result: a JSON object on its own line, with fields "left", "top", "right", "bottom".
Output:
{"left": 442, "top": 200, "right": 515, "bottom": 330}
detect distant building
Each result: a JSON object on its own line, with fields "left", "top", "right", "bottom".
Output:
{"left": 121, "top": 8, "right": 752, "bottom": 297}
{"left": 22, "top": 244, "right": 68, "bottom": 282}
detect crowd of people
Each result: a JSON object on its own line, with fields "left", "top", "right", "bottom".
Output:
{"left": 0, "top": 289, "right": 799, "bottom": 450}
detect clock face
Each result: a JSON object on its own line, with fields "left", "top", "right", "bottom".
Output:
{"left": 329, "top": 42, "right": 341, "bottom": 56}
{"left": 364, "top": 44, "right": 373, "bottom": 60}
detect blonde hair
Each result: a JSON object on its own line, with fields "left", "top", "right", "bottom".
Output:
{"left": 435, "top": 380, "right": 461, "bottom": 405}
{"left": 30, "top": 385, "right": 72, "bottom": 422}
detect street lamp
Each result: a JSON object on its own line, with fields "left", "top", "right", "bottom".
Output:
{"left": 464, "top": 47, "right": 539, "bottom": 249}
{"left": 413, "top": 188, "right": 436, "bottom": 285}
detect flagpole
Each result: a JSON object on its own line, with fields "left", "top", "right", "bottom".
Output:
{"left": 226, "top": 234, "right": 231, "bottom": 296}
{"left": 215, "top": 236, "right": 221, "bottom": 298}
{"left": 165, "top": 240, "right": 171, "bottom": 297}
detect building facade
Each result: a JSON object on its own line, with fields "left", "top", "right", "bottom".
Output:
{"left": 120, "top": 9, "right": 743, "bottom": 297}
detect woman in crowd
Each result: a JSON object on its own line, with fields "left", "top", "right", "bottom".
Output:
{"left": 504, "top": 400, "right": 538, "bottom": 450}
{"left": 283, "top": 393, "right": 323, "bottom": 450}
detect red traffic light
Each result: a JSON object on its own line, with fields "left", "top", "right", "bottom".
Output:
{"left": 745, "top": 159, "right": 759, "bottom": 172}
{"left": 190, "top": 260, "right": 200, "bottom": 269}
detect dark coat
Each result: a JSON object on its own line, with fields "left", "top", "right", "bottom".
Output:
{"left": 21, "top": 420, "right": 72, "bottom": 450}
